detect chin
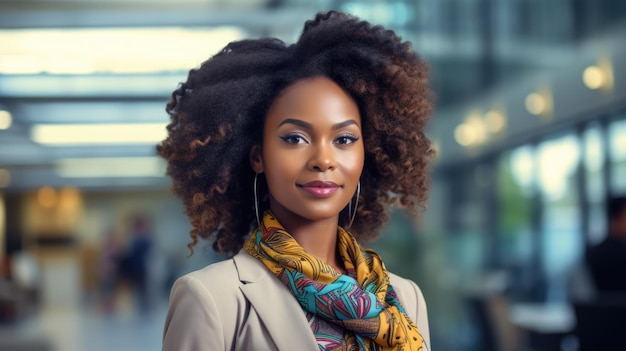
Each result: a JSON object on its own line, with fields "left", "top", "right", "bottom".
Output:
{"left": 296, "top": 208, "right": 344, "bottom": 222}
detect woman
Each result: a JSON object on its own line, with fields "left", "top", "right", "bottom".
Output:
{"left": 159, "top": 11, "right": 434, "bottom": 351}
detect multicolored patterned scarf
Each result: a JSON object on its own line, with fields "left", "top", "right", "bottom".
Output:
{"left": 244, "top": 211, "right": 425, "bottom": 351}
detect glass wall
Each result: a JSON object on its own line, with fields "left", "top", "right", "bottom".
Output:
{"left": 609, "top": 118, "right": 626, "bottom": 193}
{"left": 496, "top": 146, "right": 535, "bottom": 299}
{"left": 437, "top": 110, "right": 626, "bottom": 309}
{"left": 447, "top": 165, "right": 491, "bottom": 279}
{"left": 536, "top": 133, "right": 583, "bottom": 302}
{"left": 422, "top": 107, "right": 626, "bottom": 350}
{"left": 583, "top": 124, "right": 606, "bottom": 245}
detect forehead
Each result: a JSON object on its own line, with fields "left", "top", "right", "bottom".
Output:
{"left": 265, "top": 76, "right": 361, "bottom": 126}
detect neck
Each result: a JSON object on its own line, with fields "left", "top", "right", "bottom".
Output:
{"left": 268, "top": 205, "right": 344, "bottom": 272}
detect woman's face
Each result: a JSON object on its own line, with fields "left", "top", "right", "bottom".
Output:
{"left": 252, "top": 76, "right": 364, "bottom": 225}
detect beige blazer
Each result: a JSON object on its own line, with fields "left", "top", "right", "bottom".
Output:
{"left": 163, "top": 250, "right": 430, "bottom": 351}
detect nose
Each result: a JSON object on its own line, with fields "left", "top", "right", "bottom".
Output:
{"left": 307, "top": 143, "right": 336, "bottom": 172}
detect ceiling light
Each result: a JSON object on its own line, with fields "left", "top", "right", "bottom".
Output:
{"left": 583, "top": 57, "right": 614, "bottom": 92}
{"left": 0, "top": 110, "right": 11, "bottom": 130}
{"left": 525, "top": 86, "right": 553, "bottom": 119}
{"left": 455, "top": 110, "right": 490, "bottom": 147}
{"left": 55, "top": 157, "right": 166, "bottom": 178}
{"left": 454, "top": 123, "right": 476, "bottom": 147}
{"left": 0, "top": 27, "right": 245, "bottom": 75}
{"left": 583, "top": 66, "right": 604, "bottom": 90}
{"left": 31, "top": 123, "right": 168, "bottom": 145}
{"left": 484, "top": 108, "right": 506, "bottom": 134}
{"left": 525, "top": 93, "right": 545, "bottom": 115}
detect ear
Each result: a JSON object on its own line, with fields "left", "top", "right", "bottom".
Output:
{"left": 249, "top": 144, "right": 264, "bottom": 173}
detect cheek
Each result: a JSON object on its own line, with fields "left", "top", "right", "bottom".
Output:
{"left": 265, "top": 167, "right": 293, "bottom": 188}
{"left": 262, "top": 151, "right": 299, "bottom": 187}
{"left": 261, "top": 136, "right": 295, "bottom": 181}
{"left": 342, "top": 146, "right": 365, "bottom": 178}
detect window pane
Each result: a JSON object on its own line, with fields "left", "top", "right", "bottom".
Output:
{"left": 537, "top": 133, "right": 582, "bottom": 302}
{"left": 496, "top": 146, "right": 534, "bottom": 298}
{"left": 583, "top": 124, "right": 606, "bottom": 244}
{"left": 497, "top": 146, "right": 534, "bottom": 265}
{"left": 448, "top": 165, "right": 489, "bottom": 277}
{"left": 609, "top": 118, "right": 626, "bottom": 193}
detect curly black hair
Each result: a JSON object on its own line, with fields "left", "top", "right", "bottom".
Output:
{"left": 157, "top": 11, "right": 434, "bottom": 255}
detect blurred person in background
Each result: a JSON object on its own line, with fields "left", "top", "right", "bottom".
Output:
{"left": 158, "top": 11, "right": 434, "bottom": 351}
{"left": 124, "top": 213, "right": 153, "bottom": 312}
{"left": 585, "top": 196, "right": 626, "bottom": 293}
{"left": 99, "top": 228, "right": 121, "bottom": 313}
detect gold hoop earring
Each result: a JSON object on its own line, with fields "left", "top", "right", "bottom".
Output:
{"left": 348, "top": 181, "right": 360, "bottom": 228}
{"left": 254, "top": 173, "right": 261, "bottom": 228}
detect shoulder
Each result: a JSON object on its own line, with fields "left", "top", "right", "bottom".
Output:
{"left": 167, "top": 255, "right": 256, "bottom": 319}
{"left": 163, "top": 258, "right": 245, "bottom": 351}
{"left": 388, "top": 271, "right": 431, "bottom": 351}
{"left": 180, "top": 258, "right": 240, "bottom": 292}
{"left": 171, "top": 258, "right": 244, "bottom": 306}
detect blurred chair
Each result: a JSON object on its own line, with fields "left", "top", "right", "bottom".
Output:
{"left": 573, "top": 294, "right": 626, "bottom": 351}
{"left": 467, "top": 295, "right": 497, "bottom": 351}
{"left": 467, "top": 293, "right": 524, "bottom": 351}
{"left": 465, "top": 271, "right": 523, "bottom": 351}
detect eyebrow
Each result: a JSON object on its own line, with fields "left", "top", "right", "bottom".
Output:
{"left": 277, "top": 118, "right": 359, "bottom": 130}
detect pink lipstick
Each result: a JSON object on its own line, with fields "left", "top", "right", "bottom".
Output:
{"left": 299, "top": 181, "right": 340, "bottom": 198}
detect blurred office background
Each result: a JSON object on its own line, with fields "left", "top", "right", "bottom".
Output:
{"left": 0, "top": 0, "right": 625, "bottom": 350}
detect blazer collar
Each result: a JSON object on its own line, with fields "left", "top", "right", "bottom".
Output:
{"left": 233, "top": 249, "right": 318, "bottom": 350}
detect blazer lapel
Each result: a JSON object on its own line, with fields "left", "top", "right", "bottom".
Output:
{"left": 233, "top": 250, "right": 318, "bottom": 351}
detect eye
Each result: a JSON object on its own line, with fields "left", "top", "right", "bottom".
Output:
{"left": 335, "top": 134, "right": 359, "bottom": 145}
{"left": 280, "top": 134, "right": 307, "bottom": 144}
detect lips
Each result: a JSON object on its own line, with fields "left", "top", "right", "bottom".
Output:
{"left": 299, "top": 180, "right": 341, "bottom": 197}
